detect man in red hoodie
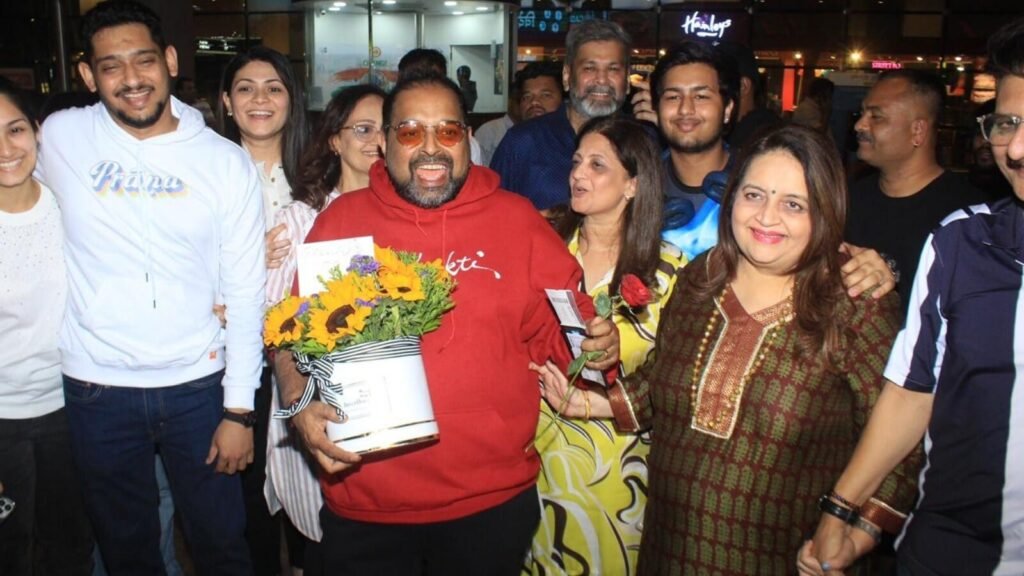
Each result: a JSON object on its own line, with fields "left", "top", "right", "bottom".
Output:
{"left": 274, "top": 71, "right": 619, "bottom": 575}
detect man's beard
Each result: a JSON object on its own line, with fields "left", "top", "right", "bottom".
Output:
{"left": 666, "top": 122, "right": 725, "bottom": 155}
{"left": 102, "top": 84, "right": 168, "bottom": 130}
{"left": 390, "top": 152, "right": 467, "bottom": 209}
{"left": 568, "top": 85, "right": 623, "bottom": 119}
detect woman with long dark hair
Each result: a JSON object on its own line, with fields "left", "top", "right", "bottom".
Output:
{"left": 219, "top": 45, "right": 310, "bottom": 575}
{"left": 536, "top": 125, "right": 922, "bottom": 575}
{"left": 219, "top": 46, "right": 309, "bottom": 231}
{"left": 528, "top": 116, "right": 684, "bottom": 575}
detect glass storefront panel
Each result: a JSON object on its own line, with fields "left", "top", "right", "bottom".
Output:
{"left": 305, "top": 2, "right": 511, "bottom": 114}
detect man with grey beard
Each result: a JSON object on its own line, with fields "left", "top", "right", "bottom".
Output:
{"left": 490, "top": 19, "right": 631, "bottom": 212}
{"left": 273, "top": 70, "right": 620, "bottom": 575}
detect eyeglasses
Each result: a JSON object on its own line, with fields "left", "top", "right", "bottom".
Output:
{"left": 340, "top": 123, "right": 381, "bottom": 143}
{"left": 386, "top": 120, "right": 467, "bottom": 148}
{"left": 977, "top": 113, "right": 1023, "bottom": 146}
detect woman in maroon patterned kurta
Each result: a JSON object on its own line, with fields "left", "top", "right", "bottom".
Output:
{"left": 535, "top": 126, "right": 922, "bottom": 575}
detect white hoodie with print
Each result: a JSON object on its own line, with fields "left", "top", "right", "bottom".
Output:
{"left": 37, "top": 97, "right": 265, "bottom": 410}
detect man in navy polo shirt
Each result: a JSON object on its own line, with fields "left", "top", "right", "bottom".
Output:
{"left": 800, "top": 17, "right": 1024, "bottom": 576}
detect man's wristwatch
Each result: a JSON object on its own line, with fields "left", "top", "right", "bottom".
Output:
{"left": 222, "top": 409, "right": 257, "bottom": 428}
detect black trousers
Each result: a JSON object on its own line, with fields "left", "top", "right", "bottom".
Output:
{"left": 242, "top": 368, "right": 312, "bottom": 575}
{"left": 0, "top": 408, "right": 94, "bottom": 576}
{"left": 316, "top": 486, "right": 540, "bottom": 576}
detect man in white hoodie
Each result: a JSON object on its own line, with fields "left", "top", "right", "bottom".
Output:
{"left": 36, "top": 1, "right": 264, "bottom": 573}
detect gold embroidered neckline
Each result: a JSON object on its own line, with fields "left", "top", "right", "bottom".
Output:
{"left": 689, "top": 285, "right": 794, "bottom": 439}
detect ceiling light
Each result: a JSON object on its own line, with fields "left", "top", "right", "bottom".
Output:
{"left": 328, "top": 6, "right": 341, "bottom": 10}
{"left": 525, "top": 49, "right": 532, "bottom": 55}
{"left": 849, "top": 50, "right": 863, "bottom": 63}
{"left": 452, "top": 10, "right": 464, "bottom": 14}
{"left": 382, "top": 1, "right": 396, "bottom": 4}
{"left": 658, "top": 49, "right": 666, "bottom": 56}
{"left": 475, "top": 5, "right": 488, "bottom": 10}
{"left": 794, "top": 52, "right": 802, "bottom": 59}
{"left": 954, "top": 55, "right": 963, "bottom": 62}
{"left": 916, "top": 56, "right": 923, "bottom": 62}
{"left": 444, "top": 1, "right": 457, "bottom": 5}
{"left": 333, "top": 1, "right": 345, "bottom": 4}
{"left": 957, "top": 65, "right": 965, "bottom": 72}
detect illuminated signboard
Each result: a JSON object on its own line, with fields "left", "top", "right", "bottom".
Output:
{"left": 871, "top": 60, "right": 903, "bottom": 70}
{"left": 680, "top": 11, "right": 732, "bottom": 40}
{"left": 517, "top": 10, "right": 604, "bottom": 36}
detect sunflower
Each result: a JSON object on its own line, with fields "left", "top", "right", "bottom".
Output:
{"left": 307, "top": 276, "right": 374, "bottom": 351}
{"left": 374, "top": 245, "right": 426, "bottom": 301}
{"left": 379, "top": 267, "right": 425, "bottom": 301}
{"left": 263, "top": 296, "right": 307, "bottom": 347}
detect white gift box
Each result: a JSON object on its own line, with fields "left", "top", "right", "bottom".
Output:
{"left": 296, "top": 337, "right": 438, "bottom": 455}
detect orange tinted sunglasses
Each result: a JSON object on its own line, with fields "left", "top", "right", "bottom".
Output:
{"left": 387, "top": 120, "right": 467, "bottom": 147}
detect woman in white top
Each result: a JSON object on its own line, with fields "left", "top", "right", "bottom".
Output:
{"left": 0, "top": 78, "right": 92, "bottom": 575}
{"left": 220, "top": 46, "right": 309, "bottom": 230}
{"left": 263, "top": 84, "right": 386, "bottom": 561}
{"left": 218, "top": 46, "right": 310, "bottom": 576}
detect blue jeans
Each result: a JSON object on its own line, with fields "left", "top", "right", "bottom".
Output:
{"left": 92, "top": 455, "right": 183, "bottom": 576}
{"left": 64, "top": 371, "right": 252, "bottom": 576}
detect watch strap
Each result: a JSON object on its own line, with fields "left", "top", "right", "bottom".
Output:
{"left": 222, "top": 409, "right": 256, "bottom": 428}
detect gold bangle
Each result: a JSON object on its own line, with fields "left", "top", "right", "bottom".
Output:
{"left": 583, "top": 390, "right": 591, "bottom": 422}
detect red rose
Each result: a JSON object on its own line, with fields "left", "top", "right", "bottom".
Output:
{"left": 619, "top": 274, "right": 652, "bottom": 308}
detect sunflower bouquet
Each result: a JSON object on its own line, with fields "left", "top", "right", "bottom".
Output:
{"left": 267, "top": 245, "right": 455, "bottom": 453}
{"left": 264, "top": 244, "right": 455, "bottom": 356}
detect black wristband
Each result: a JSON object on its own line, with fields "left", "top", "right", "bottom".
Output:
{"left": 222, "top": 409, "right": 257, "bottom": 428}
{"left": 818, "top": 494, "right": 859, "bottom": 524}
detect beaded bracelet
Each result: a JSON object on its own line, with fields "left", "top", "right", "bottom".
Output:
{"left": 827, "top": 490, "right": 860, "bottom": 511}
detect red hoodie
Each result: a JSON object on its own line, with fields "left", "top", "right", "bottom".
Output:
{"left": 304, "top": 161, "right": 595, "bottom": 524}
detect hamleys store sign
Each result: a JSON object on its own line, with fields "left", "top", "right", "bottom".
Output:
{"left": 680, "top": 11, "right": 732, "bottom": 39}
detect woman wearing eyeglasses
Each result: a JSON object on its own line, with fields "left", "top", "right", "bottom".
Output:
{"left": 262, "top": 84, "right": 386, "bottom": 566}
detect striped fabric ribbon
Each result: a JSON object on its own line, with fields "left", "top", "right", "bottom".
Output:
{"left": 272, "top": 337, "right": 423, "bottom": 420}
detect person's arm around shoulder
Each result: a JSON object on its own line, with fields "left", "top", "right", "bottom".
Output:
{"left": 207, "top": 158, "right": 265, "bottom": 474}
{"left": 840, "top": 243, "right": 897, "bottom": 299}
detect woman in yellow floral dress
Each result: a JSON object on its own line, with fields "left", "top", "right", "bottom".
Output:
{"left": 527, "top": 116, "right": 684, "bottom": 575}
